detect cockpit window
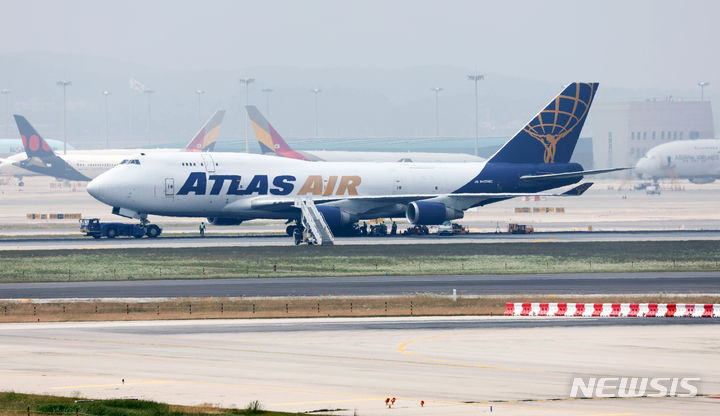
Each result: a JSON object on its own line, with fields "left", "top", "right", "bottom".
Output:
{"left": 130, "top": 159, "right": 140, "bottom": 165}
{"left": 120, "top": 159, "right": 128, "bottom": 164}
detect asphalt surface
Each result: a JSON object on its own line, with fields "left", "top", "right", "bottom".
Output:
{"left": 2, "top": 229, "right": 720, "bottom": 250}
{"left": 76, "top": 316, "right": 720, "bottom": 335}
{"left": 1, "top": 271, "right": 718, "bottom": 299}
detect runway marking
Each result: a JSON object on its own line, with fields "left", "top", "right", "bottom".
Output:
{"left": 531, "top": 238, "right": 557, "bottom": 242}
{"left": 397, "top": 331, "right": 543, "bottom": 372}
{"left": 52, "top": 380, "right": 176, "bottom": 390}
{"left": 11, "top": 333, "right": 558, "bottom": 373}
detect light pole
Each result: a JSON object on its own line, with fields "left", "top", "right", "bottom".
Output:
{"left": 144, "top": 89, "right": 155, "bottom": 145}
{"left": 195, "top": 89, "right": 205, "bottom": 125}
{"left": 430, "top": 87, "right": 443, "bottom": 137}
{"left": 239, "top": 77, "right": 255, "bottom": 153}
{"left": 467, "top": 74, "right": 484, "bottom": 156}
{"left": 311, "top": 88, "right": 322, "bottom": 137}
{"left": 698, "top": 81, "right": 710, "bottom": 101}
{"left": 261, "top": 88, "right": 273, "bottom": 116}
{"left": 103, "top": 90, "right": 111, "bottom": 147}
{"left": 1, "top": 89, "right": 10, "bottom": 139}
{"left": 57, "top": 80, "right": 72, "bottom": 154}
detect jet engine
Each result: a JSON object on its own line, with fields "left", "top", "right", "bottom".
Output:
{"left": 688, "top": 177, "right": 715, "bottom": 184}
{"left": 206, "top": 217, "right": 244, "bottom": 226}
{"left": 316, "top": 206, "right": 358, "bottom": 230}
{"left": 406, "top": 201, "right": 463, "bottom": 225}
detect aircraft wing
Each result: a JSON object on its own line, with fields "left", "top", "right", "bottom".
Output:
{"left": 520, "top": 167, "right": 629, "bottom": 181}
{"left": 249, "top": 183, "right": 593, "bottom": 209}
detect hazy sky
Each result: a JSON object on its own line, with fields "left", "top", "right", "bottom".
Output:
{"left": 3, "top": 0, "right": 718, "bottom": 90}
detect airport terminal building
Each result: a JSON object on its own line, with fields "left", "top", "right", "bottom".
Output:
{"left": 591, "top": 99, "right": 714, "bottom": 169}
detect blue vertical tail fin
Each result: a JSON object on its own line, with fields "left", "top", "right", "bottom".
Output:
{"left": 14, "top": 114, "right": 57, "bottom": 160}
{"left": 488, "top": 82, "right": 598, "bottom": 164}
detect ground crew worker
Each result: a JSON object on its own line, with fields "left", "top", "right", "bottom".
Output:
{"left": 385, "top": 398, "right": 390, "bottom": 407}
{"left": 391, "top": 221, "right": 397, "bottom": 235}
{"left": 362, "top": 221, "right": 368, "bottom": 236}
{"left": 420, "top": 400, "right": 424, "bottom": 407}
{"left": 199, "top": 221, "right": 206, "bottom": 237}
{"left": 391, "top": 397, "right": 396, "bottom": 407}
{"left": 293, "top": 227, "right": 302, "bottom": 245}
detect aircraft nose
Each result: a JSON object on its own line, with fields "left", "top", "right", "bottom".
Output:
{"left": 86, "top": 176, "right": 103, "bottom": 200}
{"left": 634, "top": 157, "right": 649, "bottom": 176}
{"left": 87, "top": 172, "right": 115, "bottom": 205}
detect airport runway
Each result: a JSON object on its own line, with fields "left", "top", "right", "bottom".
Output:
{"left": 2, "top": 229, "right": 720, "bottom": 251}
{"left": 0, "top": 317, "right": 717, "bottom": 415}
{"left": 1, "top": 271, "right": 718, "bottom": 299}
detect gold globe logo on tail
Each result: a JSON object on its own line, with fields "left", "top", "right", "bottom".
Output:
{"left": 523, "top": 83, "right": 595, "bottom": 163}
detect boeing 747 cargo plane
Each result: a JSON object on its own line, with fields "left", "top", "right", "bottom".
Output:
{"left": 87, "top": 83, "right": 625, "bottom": 236}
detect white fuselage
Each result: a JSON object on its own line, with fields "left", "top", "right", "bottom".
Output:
{"left": 635, "top": 139, "right": 720, "bottom": 182}
{"left": 88, "top": 152, "right": 489, "bottom": 220}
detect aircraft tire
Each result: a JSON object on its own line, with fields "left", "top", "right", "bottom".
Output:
{"left": 146, "top": 225, "right": 161, "bottom": 238}
{"left": 106, "top": 228, "right": 117, "bottom": 239}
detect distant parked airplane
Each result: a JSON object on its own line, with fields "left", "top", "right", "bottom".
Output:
{"left": 635, "top": 139, "right": 720, "bottom": 183}
{"left": 0, "top": 110, "right": 225, "bottom": 184}
{"left": 246, "top": 105, "right": 485, "bottom": 163}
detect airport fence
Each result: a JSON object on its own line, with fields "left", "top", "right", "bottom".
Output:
{"left": 2, "top": 295, "right": 719, "bottom": 322}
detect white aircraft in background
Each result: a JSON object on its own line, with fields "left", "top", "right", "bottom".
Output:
{"left": 0, "top": 111, "right": 225, "bottom": 184}
{"left": 87, "top": 82, "right": 624, "bottom": 234}
{"left": 635, "top": 139, "right": 720, "bottom": 183}
{"left": 1, "top": 137, "right": 71, "bottom": 157}
{"left": 246, "top": 105, "right": 485, "bottom": 163}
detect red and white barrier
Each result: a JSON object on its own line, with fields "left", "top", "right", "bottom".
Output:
{"left": 504, "top": 302, "right": 719, "bottom": 317}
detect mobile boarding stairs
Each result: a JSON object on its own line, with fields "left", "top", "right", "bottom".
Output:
{"left": 294, "top": 198, "right": 335, "bottom": 246}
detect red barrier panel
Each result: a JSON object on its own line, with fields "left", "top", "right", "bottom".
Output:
{"left": 647, "top": 303, "right": 658, "bottom": 317}
{"left": 684, "top": 304, "right": 695, "bottom": 317}
{"left": 628, "top": 303, "right": 640, "bottom": 317}
{"left": 610, "top": 303, "right": 621, "bottom": 317}
{"left": 592, "top": 303, "right": 603, "bottom": 316}
{"left": 538, "top": 303, "right": 549, "bottom": 316}
{"left": 665, "top": 303, "right": 677, "bottom": 317}
{"left": 521, "top": 303, "right": 532, "bottom": 316}
{"left": 574, "top": 303, "right": 585, "bottom": 316}
{"left": 504, "top": 303, "right": 514, "bottom": 316}
{"left": 555, "top": 303, "right": 567, "bottom": 316}
{"left": 703, "top": 304, "right": 714, "bottom": 318}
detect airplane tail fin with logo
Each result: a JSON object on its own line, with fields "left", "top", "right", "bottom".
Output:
{"left": 185, "top": 110, "right": 225, "bottom": 152}
{"left": 14, "top": 114, "right": 58, "bottom": 160}
{"left": 13, "top": 114, "right": 89, "bottom": 181}
{"left": 245, "top": 105, "right": 312, "bottom": 161}
{"left": 488, "top": 82, "right": 598, "bottom": 165}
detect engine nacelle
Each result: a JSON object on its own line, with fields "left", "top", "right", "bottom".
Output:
{"left": 689, "top": 177, "right": 716, "bottom": 184}
{"left": 316, "top": 206, "right": 358, "bottom": 230}
{"left": 206, "top": 217, "right": 244, "bottom": 226}
{"left": 405, "top": 201, "right": 463, "bottom": 225}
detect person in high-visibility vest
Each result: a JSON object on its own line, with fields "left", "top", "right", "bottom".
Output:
{"left": 199, "top": 222, "right": 206, "bottom": 237}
